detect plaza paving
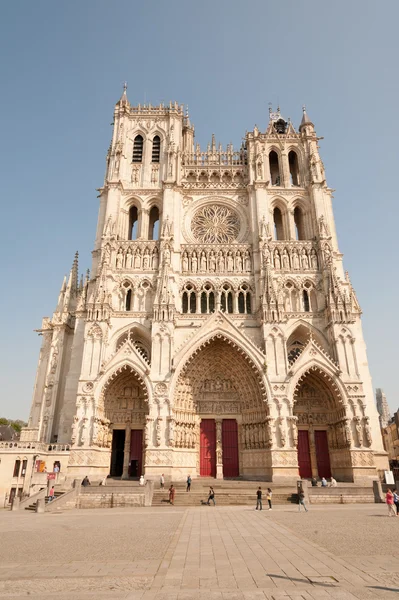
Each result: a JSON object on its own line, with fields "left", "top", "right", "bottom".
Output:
{"left": 0, "top": 503, "right": 398, "bottom": 599}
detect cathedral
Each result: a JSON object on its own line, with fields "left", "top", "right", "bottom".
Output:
{"left": 16, "top": 87, "right": 388, "bottom": 484}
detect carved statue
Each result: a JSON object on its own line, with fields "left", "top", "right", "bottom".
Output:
{"left": 134, "top": 250, "right": 141, "bottom": 269}
{"left": 244, "top": 250, "right": 251, "bottom": 271}
{"left": 274, "top": 250, "right": 281, "bottom": 270}
{"left": 152, "top": 247, "right": 159, "bottom": 270}
{"left": 182, "top": 252, "right": 189, "bottom": 272}
{"left": 200, "top": 252, "right": 207, "bottom": 272}
{"left": 262, "top": 245, "right": 270, "bottom": 265}
{"left": 355, "top": 418, "right": 363, "bottom": 446}
{"left": 282, "top": 248, "right": 289, "bottom": 269}
{"left": 218, "top": 251, "right": 225, "bottom": 272}
{"left": 310, "top": 249, "right": 318, "bottom": 269}
{"left": 259, "top": 217, "right": 268, "bottom": 241}
{"left": 227, "top": 251, "right": 234, "bottom": 272}
{"left": 156, "top": 418, "right": 162, "bottom": 447}
{"left": 126, "top": 248, "right": 133, "bottom": 268}
{"left": 235, "top": 251, "right": 243, "bottom": 272}
{"left": 143, "top": 250, "right": 150, "bottom": 270}
{"left": 71, "top": 416, "right": 79, "bottom": 445}
{"left": 278, "top": 419, "right": 286, "bottom": 447}
{"left": 209, "top": 251, "right": 216, "bottom": 272}
{"left": 301, "top": 248, "right": 309, "bottom": 269}
{"left": 292, "top": 250, "right": 300, "bottom": 270}
{"left": 364, "top": 418, "right": 372, "bottom": 446}
{"left": 191, "top": 252, "right": 198, "bottom": 273}
{"left": 116, "top": 249, "right": 123, "bottom": 269}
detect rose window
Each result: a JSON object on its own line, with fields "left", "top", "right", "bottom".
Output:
{"left": 191, "top": 205, "right": 240, "bottom": 244}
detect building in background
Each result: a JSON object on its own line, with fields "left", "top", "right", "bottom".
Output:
{"left": 0, "top": 88, "right": 389, "bottom": 503}
{"left": 376, "top": 388, "right": 391, "bottom": 428}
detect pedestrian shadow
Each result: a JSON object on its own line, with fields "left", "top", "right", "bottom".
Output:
{"left": 266, "top": 573, "right": 335, "bottom": 587}
{"left": 367, "top": 586, "right": 399, "bottom": 593}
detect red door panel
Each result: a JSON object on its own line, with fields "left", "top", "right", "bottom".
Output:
{"left": 298, "top": 430, "right": 312, "bottom": 478}
{"left": 200, "top": 419, "right": 216, "bottom": 477}
{"left": 130, "top": 429, "right": 143, "bottom": 478}
{"left": 314, "top": 430, "right": 331, "bottom": 479}
{"left": 222, "top": 419, "right": 239, "bottom": 478}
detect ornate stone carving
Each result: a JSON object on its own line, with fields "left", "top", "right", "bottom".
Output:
{"left": 191, "top": 205, "right": 240, "bottom": 244}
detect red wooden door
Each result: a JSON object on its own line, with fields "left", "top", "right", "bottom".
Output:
{"left": 314, "top": 430, "right": 331, "bottom": 479}
{"left": 222, "top": 419, "right": 239, "bottom": 477}
{"left": 200, "top": 419, "right": 216, "bottom": 477}
{"left": 130, "top": 430, "right": 143, "bottom": 478}
{"left": 298, "top": 430, "right": 312, "bottom": 478}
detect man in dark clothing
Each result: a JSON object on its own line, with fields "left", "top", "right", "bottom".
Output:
{"left": 256, "top": 487, "right": 262, "bottom": 510}
{"left": 82, "top": 476, "right": 91, "bottom": 487}
{"left": 186, "top": 475, "right": 192, "bottom": 492}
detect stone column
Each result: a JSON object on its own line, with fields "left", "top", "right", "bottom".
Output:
{"left": 122, "top": 425, "right": 131, "bottom": 479}
{"left": 216, "top": 419, "right": 223, "bottom": 480}
{"left": 308, "top": 426, "right": 318, "bottom": 477}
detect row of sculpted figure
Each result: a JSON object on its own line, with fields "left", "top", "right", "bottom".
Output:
{"left": 173, "top": 422, "right": 197, "bottom": 449}
{"left": 263, "top": 245, "right": 318, "bottom": 271}
{"left": 182, "top": 248, "right": 252, "bottom": 274}
{"left": 241, "top": 422, "right": 272, "bottom": 450}
{"left": 116, "top": 246, "right": 159, "bottom": 270}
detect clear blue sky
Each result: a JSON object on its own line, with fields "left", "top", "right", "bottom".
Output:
{"left": 0, "top": 1, "right": 398, "bottom": 419}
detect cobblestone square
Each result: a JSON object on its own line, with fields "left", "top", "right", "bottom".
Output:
{"left": 1, "top": 504, "right": 398, "bottom": 599}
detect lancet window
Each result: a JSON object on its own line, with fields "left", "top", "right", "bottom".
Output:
{"left": 288, "top": 150, "right": 300, "bottom": 186}
{"left": 273, "top": 207, "right": 285, "bottom": 240}
{"left": 220, "top": 283, "right": 233, "bottom": 314}
{"left": 152, "top": 136, "right": 161, "bottom": 163}
{"left": 294, "top": 206, "right": 306, "bottom": 240}
{"left": 182, "top": 284, "right": 196, "bottom": 314}
{"left": 148, "top": 206, "right": 160, "bottom": 240}
{"left": 128, "top": 206, "right": 139, "bottom": 240}
{"left": 200, "top": 284, "right": 215, "bottom": 314}
{"left": 132, "top": 135, "right": 144, "bottom": 163}
{"left": 269, "top": 151, "right": 281, "bottom": 186}
{"left": 238, "top": 284, "right": 251, "bottom": 314}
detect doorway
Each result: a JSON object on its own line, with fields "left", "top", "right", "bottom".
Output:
{"left": 298, "top": 430, "right": 312, "bottom": 478}
{"left": 222, "top": 419, "right": 239, "bottom": 477}
{"left": 200, "top": 419, "right": 216, "bottom": 477}
{"left": 110, "top": 429, "right": 125, "bottom": 477}
{"left": 129, "top": 429, "right": 143, "bottom": 478}
{"left": 315, "top": 430, "right": 331, "bottom": 478}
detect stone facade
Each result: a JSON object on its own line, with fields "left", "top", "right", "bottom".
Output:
{"left": 4, "top": 88, "right": 388, "bottom": 497}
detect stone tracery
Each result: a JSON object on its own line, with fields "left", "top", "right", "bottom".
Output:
{"left": 191, "top": 205, "right": 240, "bottom": 244}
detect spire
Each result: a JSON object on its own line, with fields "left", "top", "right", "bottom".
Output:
{"left": 55, "top": 275, "right": 67, "bottom": 312}
{"left": 117, "top": 81, "right": 129, "bottom": 107}
{"left": 299, "top": 105, "right": 314, "bottom": 131}
{"left": 72, "top": 251, "right": 79, "bottom": 294}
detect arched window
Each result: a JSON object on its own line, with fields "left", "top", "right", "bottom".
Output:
{"left": 273, "top": 207, "right": 285, "bottom": 240}
{"left": 182, "top": 284, "right": 196, "bottom": 314}
{"left": 148, "top": 206, "right": 160, "bottom": 240}
{"left": 220, "top": 284, "right": 233, "bottom": 313}
{"left": 200, "top": 284, "right": 215, "bottom": 314}
{"left": 125, "top": 289, "right": 132, "bottom": 311}
{"left": 288, "top": 151, "right": 300, "bottom": 186}
{"left": 128, "top": 206, "right": 139, "bottom": 240}
{"left": 269, "top": 151, "right": 281, "bottom": 186}
{"left": 303, "top": 289, "right": 310, "bottom": 312}
{"left": 152, "top": 135, "right": 161, "bottom": 163}
{"left": 238, "top": 284, "right": 251, "bottom": 314}
{"left": 294, "top": 206, "right": 306, "bottom": 240}
{"left": 132, "top": 135, "right": 143, "bottom": 163}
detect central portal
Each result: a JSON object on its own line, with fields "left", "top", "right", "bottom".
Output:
{"left": 174, "top": 337, "right": 269, "bottom": 479}
{"left": 199, "top": 418, "right": 239, "bottom": 478}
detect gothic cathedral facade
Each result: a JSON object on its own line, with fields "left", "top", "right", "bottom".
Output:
{"left": 20, "top": 88, "right": 388, "bottom": 483}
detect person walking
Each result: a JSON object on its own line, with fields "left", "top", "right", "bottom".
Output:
{"left": 48, "top": 486, "right": 55, "bottom": 502}
{"left": 267, "top": 487, "right": 273, "bottom": 510}
{"left": 393, "top": 489, "right": 399, "bottom": 515}
{"left": 207, "top": 486, "right": 216, "bottom": 506}
{"left": 256, "top": 487, "right": 262, "bottom": 510}
{"left": 81, "top": 475, "right": 91, "bottom": 487}
{"left": 298, "top": 489, "right": 308, "bottom": 512}
{"left": 186, "top": 474, "right": 192, "bottom": 492}
{"left": 160, "top": 473, "right": 165, "bottom": 489}
{"left": 99, "top": 475, "right": 107, "bottom": 486}
{"left": 169, "top": 484, "right": 175, "bottom": 505}
{"left": 386, "top": 489, "right": 397, "bottom": 517}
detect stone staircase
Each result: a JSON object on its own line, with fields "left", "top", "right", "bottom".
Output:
{"left": 24, "top": 490, "right": 64, "bottom": 511}
{"left": 152, "top": 479, "right": 298, "bottom": 507}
